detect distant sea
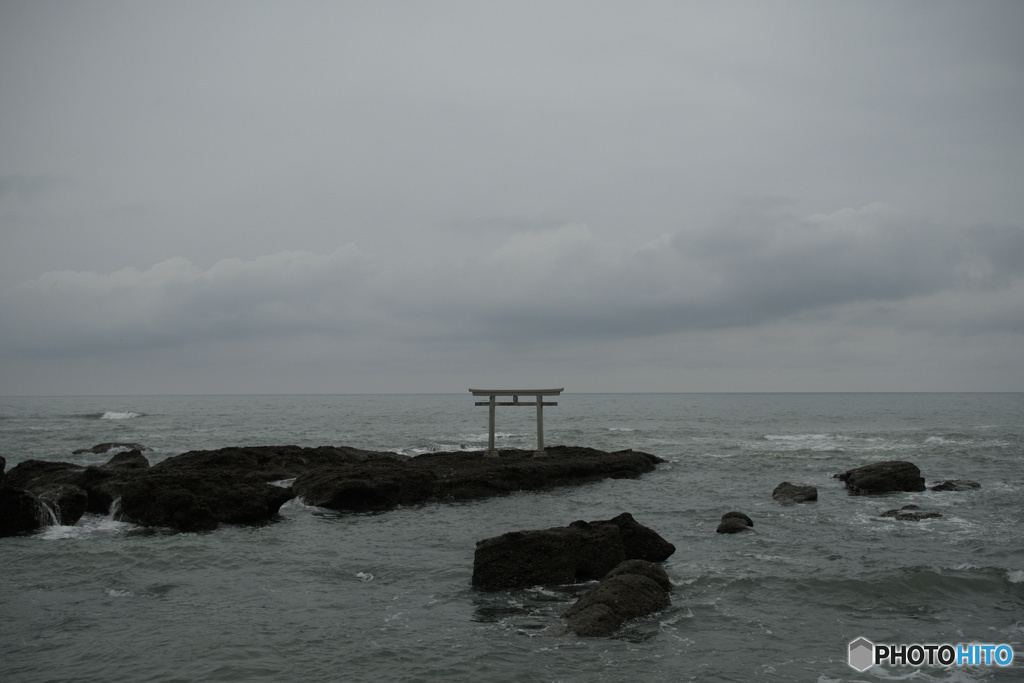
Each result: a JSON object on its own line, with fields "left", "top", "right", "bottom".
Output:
{"left": 1, "top": 393, "right": 1022, "bottom": 682}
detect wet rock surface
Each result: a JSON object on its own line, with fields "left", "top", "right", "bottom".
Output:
{"left": 2, "top": 445, "right": 664, "bottom": 534}
{"left": 293, "top": 446, "right": 664, "bottom": 513}
{"left": 836, "top": 461, "right": 926, "bottom": 494}
{"left": 472, "top": 513, "right": 675, "bottom": 590}
{"left": 716, "top": 511, "right": 753, "bottom": 534}
{"left": 73, "top": 442, "right": 149, "bottom": 455}
{"left": 563, "top": 560, "right": 672, "bottom": 637}
{"left": 879, "top": 504, "right": 943, "bottom": 521}
{"left": 772, "top": 482, "right": 818, "bottom": 505}
{"left": 930, "top": 479, "right": 981, "bottom": 492}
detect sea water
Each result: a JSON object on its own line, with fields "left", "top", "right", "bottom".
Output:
{"left": 1, "top": 393, "right": 1021, "bottom": 682}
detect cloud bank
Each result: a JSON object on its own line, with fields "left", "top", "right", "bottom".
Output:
{"left": 4, "top": 205, "right": 1020, "bottom": 373}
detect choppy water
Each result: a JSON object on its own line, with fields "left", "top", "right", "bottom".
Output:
{"left": 1, "top": 393, "right": 1022, "bottom": 682}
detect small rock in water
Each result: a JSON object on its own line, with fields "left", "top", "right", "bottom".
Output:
{"left": 879, "top": 504, "right": 942, "bottom": 521}
{"left": 772, "top": 482, "right": 818, "bottom": 505}
{"left": 73, "top": 442, "right": 149, "bottom": 455}
{"left": 930, "top": 479, "right": 980, "bottom": 492}
{"left": 716, "top": 511, "right": 753, "bottom": 534}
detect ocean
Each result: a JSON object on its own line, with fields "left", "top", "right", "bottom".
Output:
{"left": 1, "top": 393, "right": 1021, "bottom": 682}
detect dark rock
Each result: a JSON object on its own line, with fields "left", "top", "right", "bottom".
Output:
{"left": 2, "top": 445, "right": 664, "bottom": 534}
{"left": 73, "top": 442, "right": 148, "bottom": 455}
{"left": 103, "top": 449, "right": 150, "bottom": 470}
{"left": 721, "top": 511, "right": 753, "bottom": 527}
{"left": 38, "top": 485, "right": 89, "bottom": 525}
{"left": 603, "top": 558, "right": 673, "bottom": 592}
{"left": 879, "top": 504, "right": 942, "bottom": 521}
{"left": 563, "top": 560, "right": 672, "bottom": 636}
{"left": 294, "top": 446, "right": 664, "bottom": 513}
{"left": 0, "top": 485, "right": 43, "bottom": 536}
{"left": 837, "top": 461, "right": 926, "bottom": 495}
{"left": 113, "top": 471, "right": 294, "bottom": 532}
{"left": 0, "top": 455, "right": 6, "bottom": 483}
{"left": 772, "top": 482, "right": 817, "bottom": 505}
{"left": 930, "top": 479, "right": 981, "bottom": 492}
{"left": 717, "top": 511, "right": 753, "bottom": 533}
{"left": 472, "top": 513, "right": 675, "bottom": 590}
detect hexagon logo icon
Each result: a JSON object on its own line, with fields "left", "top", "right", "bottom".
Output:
{"left": 848, "top": 637, "right": 874, "bottom": 672}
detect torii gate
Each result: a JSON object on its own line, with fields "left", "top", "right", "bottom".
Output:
{"left": 469, "top": 388, "right": 564, "bottom": 457}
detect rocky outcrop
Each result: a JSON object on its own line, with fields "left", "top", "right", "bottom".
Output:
{"left": 0, "top": 485, "right": 43, "bottom": 536}
{"left": 38, "top": 485, "right": 89, "bottom": 525}
{"left": 930, "top": 479, "right": 980, "bottom": 492}
{"left": 716, "top": 511, "right": 753, "bottom": 534}
{"left": 113, "top": 470, "right": 294, "bottom": 532}
{"left": 836, "top": 461, "right": 926, "bottom": 495}
{"left": 772, "top": 482, "right": 817, "bottom": 505}
{"left": 563, "top": 560, "right": 672, "bottom": 636}
{"left": 294, "top": 446, "right": 664, "bottom": 513}
{"left": 879, "top": 504, "right": 942, "bottom": 521}
{"left": 2, "top": 445, "right": 664, "bottom": 534}
{"left": 73, "top": 442, "right": 149, "bottom": 455}
{"left": 103, "top": 450, "right": 151, "bottom": 470}
{"left": 472, "top": 513, "right": 675, "bottom": 589}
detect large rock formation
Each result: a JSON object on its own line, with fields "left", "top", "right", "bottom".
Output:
{"left": 563, "top": 559, "right": 672, "bottom": 636}
{"left": 293, "top": 446, "right": 664, "bottom": 513}
{"left": 472, "top": 513, "right": 675, "bottom": 589}
{"left": 836, "top": 461, "right": 926, "bottom": 495}
{"left": 2, "top": 445, "right": 664, "bottom": 534}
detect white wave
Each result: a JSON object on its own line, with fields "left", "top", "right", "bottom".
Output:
{"left": 105, "top": 588, "right": 134, "bottom": 598}
{"left": 39, "top": 512, "right": 134, "bottom": 540}
{"left": 270, "top": 478, "right": 295, "bottom": 488}
{"left": 399, "top": 443, "right": 475, "bottom": 456}
{"left": 607, "top": 427, "right": 636, "bottom": 432}
{"left": 356, "top": 572, "right": 374, "bottom": 582}
{"left": 924, "top": 436, "right": 973, "bottom": 446}
{"left": 101, "top": 411, "right": 141, "bottom": 420}
{"left": 1007, "top": 570, "right": 1024, "bottom": 584}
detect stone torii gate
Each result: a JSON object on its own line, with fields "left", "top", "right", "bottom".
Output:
{"left": 469, "top": 388, "right": 564, "bottom": 457}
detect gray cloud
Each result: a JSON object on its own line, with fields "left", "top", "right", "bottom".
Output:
{"left": 4, "top": 205, "right": 1020, "bottom": 360}
{"left": 1, "top": 2, "right": 1022, "bottom": 393}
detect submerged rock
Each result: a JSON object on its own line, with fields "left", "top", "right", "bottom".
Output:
{"left": 930, "top": 479, "right": 980, "bottom": 492}
{"left": 73, "top": 442, "right": 149, "bottom": 455}
{"left": 879, "top": 504, "right": 942, "bottom": 521}
{"left": 772, "top": 482, "right": 818, "bottom": 505}
{"left": 472, "top": 513, "right": 675, "bottom": 590}
{"left": 836, "top": 461, "right": 926, "bottom": 495}
{"left": 563, "top": 560, "right": 672, "bottom": 637}
{"left": 716, "top": 511, "right": 753, "bottom": 534}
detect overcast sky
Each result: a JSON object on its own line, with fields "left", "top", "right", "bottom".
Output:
{"left": 1, "top": 1, "right": 1022, "bottom": 395}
